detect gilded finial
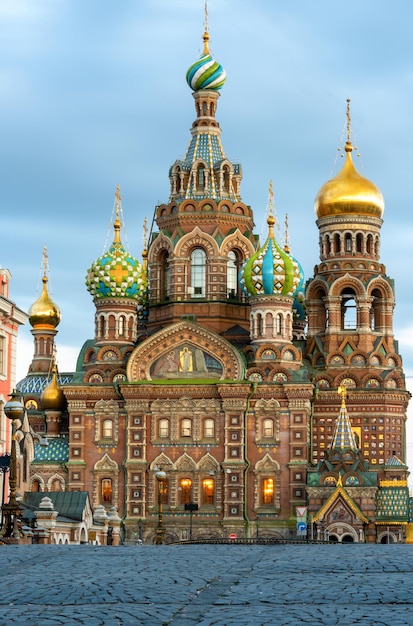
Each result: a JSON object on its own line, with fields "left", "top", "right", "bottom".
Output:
{"left": 142, "top": 217, "right": 148, "bottom": 270}
{"left": 114, "top": 184, "right": 122, "bottom": 243}
{"left": 143, "top": 217, "right": 148, "bottom": 251}
{"left": 267, "top": 180, "right": 275, "bottom": 232}
{"left": 345, "top": 98, "right": 353, "bottom": 152}
{"left": 42, "top": 245, "right": 49, "bottom": 284}
{"left": 337, "top": 384, "right": 347, "bottom": 407}
{"left": 202, "top": 1, "right": 210, "bottom": 55}
{"left": 284, "top": 214, "right": 290, "bottom": 253}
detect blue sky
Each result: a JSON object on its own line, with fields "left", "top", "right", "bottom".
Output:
{"left": 2, "top": 1, "right": 413, "bottom": 463}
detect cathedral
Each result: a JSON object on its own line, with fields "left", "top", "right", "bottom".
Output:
{"left": 14, "top": 17, "right": 411, "bottom": 544}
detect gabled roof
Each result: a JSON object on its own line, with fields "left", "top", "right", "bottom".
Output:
{"left": 313, "top": 477, "right": 369, "bottom": 524}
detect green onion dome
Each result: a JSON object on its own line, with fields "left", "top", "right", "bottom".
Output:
{"left": 86, "top": 213, "right": 146, "bottom": 300}
{"left": 186, "top": 30, "right": 226, "bottom": 91}
{"left": 240, "top": 214, "right": 303, "bottom": 297}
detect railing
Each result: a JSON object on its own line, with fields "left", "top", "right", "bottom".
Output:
{"left": 172, "top": 537, "right": 339, "bottom": 545}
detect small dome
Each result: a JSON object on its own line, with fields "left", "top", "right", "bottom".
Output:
{"left": 86, "top": 189, "right": 147, "bottom": 300}
{"left": 186, "top": 31, "right": 226, "bottom": 92}
{"left": 28, "top": 276, "right": 61, "bottom": 329}
{"left": 41, "top": 367, "right": 66, "bottom": 411}
{"left": 240, "top": 213, "right": 303, "bottom": 298}
{"left": 314, "top": 141, "right": 384, "bottom": 220}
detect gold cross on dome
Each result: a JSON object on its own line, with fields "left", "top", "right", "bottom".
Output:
{"left": 110, "top": 263, "right": 129, "bottom": 282}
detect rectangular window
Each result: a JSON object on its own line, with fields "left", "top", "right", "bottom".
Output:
{"left": 262, "top": 478, "right": 274, "bottom": 505}
{"left": 0, "top": 336, "right": 6, "bottom": 377}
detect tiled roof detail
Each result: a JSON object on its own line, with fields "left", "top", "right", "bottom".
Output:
{"left": 376, "top": 487, "right": 409, "bottom": 522}
{"left": 33, "top": 437, "right": 69, "bottom": 463}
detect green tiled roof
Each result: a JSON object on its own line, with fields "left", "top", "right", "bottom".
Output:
{"left": 23, "top": 491, "right": 90, "bottom": 522}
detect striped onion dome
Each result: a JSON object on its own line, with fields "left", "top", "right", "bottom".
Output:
{"left": 186, "top": 30, "right": 226, "bottom": 91}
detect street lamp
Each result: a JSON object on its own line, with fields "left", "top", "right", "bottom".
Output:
{"left": 0, "top": 389, "right": 25, "bottom": 543}
{"left": 155, "top": 469, "right": 166, "bottom": 544}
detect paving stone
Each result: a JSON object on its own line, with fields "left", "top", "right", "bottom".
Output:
{"left": 0, "top": 544, "right": 413, "bottom": 625}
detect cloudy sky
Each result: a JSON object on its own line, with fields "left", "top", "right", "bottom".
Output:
{"left": 2, "top": 1, "right": 413, "bottom": 466}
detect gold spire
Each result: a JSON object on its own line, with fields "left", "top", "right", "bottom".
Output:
{"left": 267, "top": 180, "right": 275, "bottom": 234}
{"left": 338, "top": 384, "right": 347, "bottom": 408}
{"left": 345, "top": 98, "right": 353, "bottom": 153}
{"left": 114, "top": 184, "right": 122, "bottom": 243}
{"left": 284, "top": 214, "right": 290, "bottom": 253}
{"left": 142, "top": 217, "right": 148, "bottom": 271}
{"left": 202, "top": 0, "right": 210, "bottom": 55}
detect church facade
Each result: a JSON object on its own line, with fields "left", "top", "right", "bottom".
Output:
{"left": 17, "top": 21, "right": 411, "bottom": 544}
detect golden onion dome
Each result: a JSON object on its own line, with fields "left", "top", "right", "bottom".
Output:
{"left": 41, "top": 367, "right": 66, "bottom": 411}
{"left": 28, "top": 275, "right": 61, "bottom": 329}
{"left": 314, "top": 140, "right": 384, "bottom": 220}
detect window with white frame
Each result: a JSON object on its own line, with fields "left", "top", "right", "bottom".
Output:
{"left": 191, "top": 249, "right": 206, "bottom": 297}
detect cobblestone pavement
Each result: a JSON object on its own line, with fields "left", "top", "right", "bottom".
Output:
{"left": 1, "top": 543, "right": 413, "bottom": 625}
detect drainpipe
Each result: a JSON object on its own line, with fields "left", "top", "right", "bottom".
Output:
{"left": 114, "top": 383, "right": 128, "bottom": 544}
{"left": 243, "top": 381, "right": 257, "bottom": 537}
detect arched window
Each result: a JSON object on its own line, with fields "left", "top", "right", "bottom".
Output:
{"left": 227, "top": 250, "right": 239, "bottom": 299}
{"left": 223, "top": 165, "right": 230, "bottom": 192}
{"left": 334, "top": 233, "right": 341, "bottom": 254}
{"left": 345, "top": 233, "right": 352, "bottom": 253}
{"left": 257, "top": 313, "right": 264, "bottom": 336}
{"left": 102, "top": 419, "right": 113, "bottom": 439}
{"left": 202, "top": 478, "right": 215, "bottom": 505}
{"left": 197, "top": 164, "right": 205, "bottom": 190}
{"left": 263, "top": 418, "right": 274, "bottom": 438}
{"left": 276, "top": 313, "right": 282, "bottom": 335}
{"left": 51, "top": 478, "right": 63, "bottom": 492}
{"left": 102, "top": 478, "right": 112, "bottom": 503}
{"left": 191, "top": 249, "right": 206, "bottom": 298}
{"left": 179, "top": 478, "right": 192, "bottom": 504}
{"left": 203, "top": 418, "right": 215, "bottom": 438}
{"left": 159, "top": 418, "right": 170, "bottom": 438}
{"left": 99, "top": 315, "right": 105, "bottom": 337}
{"left": 32, "top": 479, "right": 41, "bottom": 492}
{"left": 262, "top": 477, "right": 274, "bottom": 505}
{"left": 118, "top": 315, "right": 126, "bottom": 336}
{"left": 341, "top": 290, "right": 357, "bottom": 330}
{"left": 160, "top": 250, "right": 170, "bottom": 301}
{"left": 181, "top": 418, "right": 192, "bottom": 437}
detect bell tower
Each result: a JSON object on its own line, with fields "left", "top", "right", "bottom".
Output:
{"left": 305, "top": 100, "right": 410, "bottom": 468}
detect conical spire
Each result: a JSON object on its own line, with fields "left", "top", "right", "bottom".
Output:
{"left": 330, "top": 385, "right": 358, "bottom": 450}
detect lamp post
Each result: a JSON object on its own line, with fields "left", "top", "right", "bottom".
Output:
{"left": 0, "top": 389, "right": 24, "bottom": 543}
{"left": 155, "top": 469, "right": 166, "bottom": 544}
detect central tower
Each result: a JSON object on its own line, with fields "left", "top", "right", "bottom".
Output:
{"left": 146, "top": 22, "right": 257, "bottom": 337}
